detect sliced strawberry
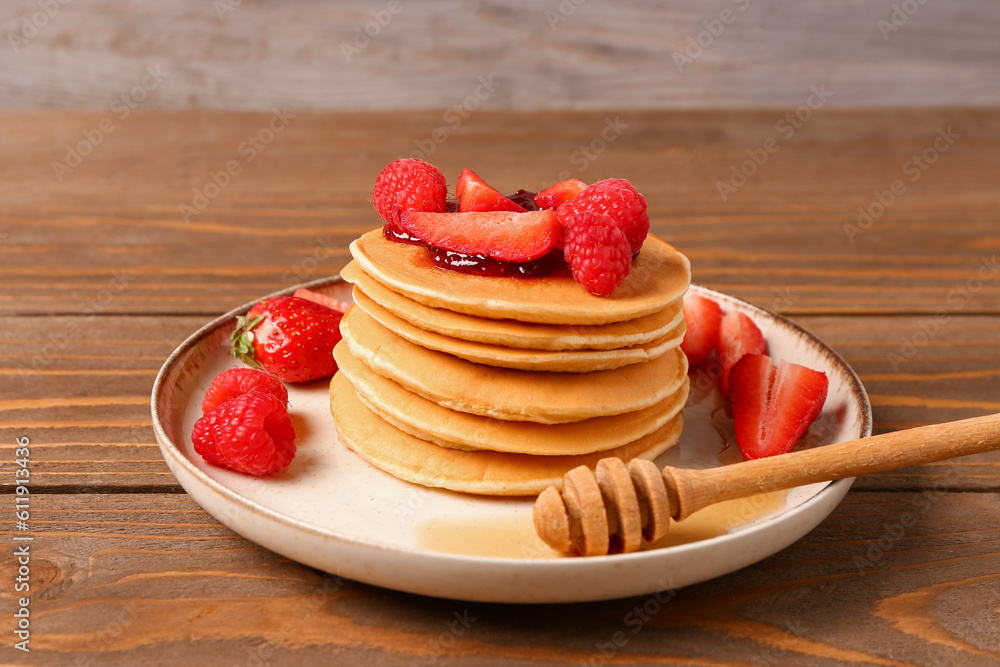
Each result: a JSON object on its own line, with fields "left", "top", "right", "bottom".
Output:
{"left": 535, "top": 179, "right": 587, "bottom": 209}
{"left": 717, "top": 311, "right": 768, "bottom": 397}
{"left": 680, "top": 293, "right": 723, "bottom": 367}
{"left": 730, "top": 354, "right": 829, "bottom": 460}
{"left": 292, "top": 288, "right": 351, "bottom": 313}
{"left": 398, "top": 210, "right": 562, "bottom": 263}
{"left": 455, "top": 168, "right": 526, "bottom": 213}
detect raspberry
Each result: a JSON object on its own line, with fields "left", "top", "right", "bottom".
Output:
{"left": 372, "top": 158, "right": 448, "bottom": 228}
{"left": 191, "top": 391, "right": 296, "bottom": 476}
{"left": 562, "top": 212, "right": 632, "bottom": 297}
{"left": 202, "top": 367, "right": 289, "bottom": 414}
{"left": 556, "top": 178, "right": 649, "bottom": 254}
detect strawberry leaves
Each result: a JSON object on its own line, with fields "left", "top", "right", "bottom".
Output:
{"left": 229, "top": 314, "right": 265, "bottom": 368}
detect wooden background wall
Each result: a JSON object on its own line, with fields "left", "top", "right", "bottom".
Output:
{"left": 1, "top": 0, "right": 999, "bottom": 110}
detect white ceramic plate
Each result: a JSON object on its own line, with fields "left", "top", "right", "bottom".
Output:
{"left": 152, "top": 279, "right": 871, "bottom": 604}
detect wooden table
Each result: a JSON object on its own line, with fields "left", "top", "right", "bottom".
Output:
{"left": 2, "top": 109, "right": 999, "bottom": 666}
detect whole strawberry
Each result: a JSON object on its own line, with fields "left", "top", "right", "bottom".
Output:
{"left": 292, "top": 288, "right": 352, "bottom": 313}
{"left": 373, "top": 158, "right": 448, "bottom": 228}
{"left": 230, "top": 296, "right": 343, "bottom": 382}
{"left": 563, "top": 212, "right": 632, "bottom": 297}
{"left": 192, "top": 391, "right": 296, "bottom": 475}
{"left": 556, "top": 178, "right": 649, "bottom": 254}
{"left": 202, "top": 367, "right": 289, "bottom": 414}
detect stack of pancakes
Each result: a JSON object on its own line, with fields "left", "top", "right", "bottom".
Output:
{"left": 330, "top": 228, "right": 692, "bottom": 496}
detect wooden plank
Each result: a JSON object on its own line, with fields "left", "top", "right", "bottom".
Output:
{"left": 1, "top": 109, "right": 998, "bottom": 316}
{"left": 1, "top": 491, "right": 998, "bottom": 666}
{"left": 797, "top": 315, "right": 1000, "bottom": 491}
{"left": 0, "top": 316, "right": 198, "bottom": 490}
{"left": 2, "top": 0, "right": 1000, "bottom": 110}
{"left": 2, "top": 314, "right": 998, "bottom": 492}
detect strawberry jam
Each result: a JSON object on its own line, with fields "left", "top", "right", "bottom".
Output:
{"left": 507, "top": 190, "right": 538, "bottom": 211}
{"left": 383, "top": 223, "right": 562, "bottom": 278}
{"left": 430, "top": 247, "right": 563, "bottom": 278}
{"left": 383, "top": 223, "right": 425, "bottom": 246}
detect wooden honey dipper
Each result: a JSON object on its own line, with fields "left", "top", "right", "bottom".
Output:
{"left": 533, "top": 413, "right": 1000, "bottom": 556}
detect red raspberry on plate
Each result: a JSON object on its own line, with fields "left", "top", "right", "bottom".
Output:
{"left": 556, "top": 178, "right": 649, "bottom": 254}
{"left": 201, "top": 367, "right": 289, "bottom": 415}
{"left": 562, "top": 212, "right": 632, "bottom": 297}
{"left": 372, "top": 158, "right": 448, "bottom": 228}
{"left": 192, "top": 391, "right": 297, "bottom": 476}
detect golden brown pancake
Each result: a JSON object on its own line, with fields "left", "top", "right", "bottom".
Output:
{"left": 330, "top": 372, "right": 684, "bottom": 496}
{"left": 341, "top": 261, "right": 684, "bottom": 351}
{"left": 336, "top": 347, "right": 690, "bottom": 455}
{"left": 337, "top": 314, "right": 689, "bottom": 424}
{"left": 349, "top": 229, "right": 690, "bottom": 325}
{"left": 350, "top": 288, "right": 685, "bottom": 373}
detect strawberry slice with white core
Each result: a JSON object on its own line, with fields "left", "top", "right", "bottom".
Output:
{"left": 398, "top": 209, "right": 562, "bottom": 263}
{"left": 730, "top": 353, "right": 829, "bottom": 460}
{"left": 456, "top": 168, "right": 526, "bottom": 213}
{"left": 535, "top": 179, "right": 587, "bottom": 209}
{"left": 717, "top": 311, "right": 768, "bottom": 397}
{"left": 680, "top": 293, "right": 723, "bottom": 367}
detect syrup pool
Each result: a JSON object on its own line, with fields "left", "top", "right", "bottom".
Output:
{"left": 414, "top": 488, "right": 789, "bottom": 559}
{"left": 417, "top": 513, "right": 559, "bottom": 559}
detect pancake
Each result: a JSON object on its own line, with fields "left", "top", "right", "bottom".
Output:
{"left": 341, "top": 261, "right": 684, "bottom": 351}
{"left": 337, "top": 316, "right": 689, "bottom": 424}
{"left": 350, "top": 288, "right": 685, "bottom": 373}
{"left": 336, "top": 347, "right": 690, "bottom": 455}
{"left": 330, "top": 372, "right": 684, "bottom": 496}
{"left": 349, "top": 229, "right": 690, "bottom": 325}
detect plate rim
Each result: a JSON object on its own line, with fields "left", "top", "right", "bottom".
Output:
{"left": 151, "top": 278, "right": 873, "bottom": 574}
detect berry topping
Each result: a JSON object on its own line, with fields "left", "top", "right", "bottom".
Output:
{"left": 373, "top": 158, "right": 448, "bottom": 228}
{"left": 230, "top": 296, "right": 344, "bottom": 383}
{"left": 729, "top": 354, "right": 829, "bottom": 460}
{"left": 202, "top": 368, "right": 289, "bottom": 415}
{"left": 292, "top": 288, "right": 352, "bottom": 313}
{"left": 192, "top": 391, "right": 297, "bottom": 475}
{"left": 430, "top": 246, "right": 562, "bottom": 278}
{"left": 455, "top": 168, "right": 526, "bottom": 213}
{"left": 535, "top": 179, "right": 587, "bottom": 209}
{"left": 562, "top": 212, "right": 632, "bottom": 297}
{"left": 397, "top": 209, "right": 562, "bottom": 264}
{"left": 717, "top": 311, "right": 768, "bottom": 397}
{"left": 680, "top": 293, "right": 723, "bottom": 367}
{"left": 507, "top": 189, "right": 539, "bottom": 211}
{"left": 556, "top": 178, "right": 649, "bottom": 254}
